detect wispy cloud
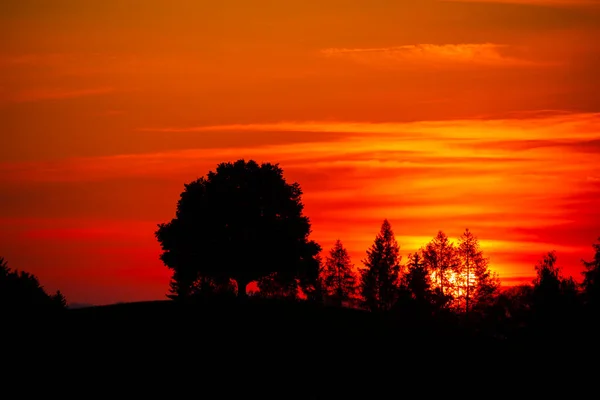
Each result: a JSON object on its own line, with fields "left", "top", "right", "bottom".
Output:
{"left": 321, "top": 43, "right": 540, "bottom": 68}
{"left": 2, "top": 112, "right": 599, "bottom": 283}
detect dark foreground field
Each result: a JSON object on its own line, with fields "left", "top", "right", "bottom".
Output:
{"left": 5, "top": 298, "right": 594, "bottom": 397}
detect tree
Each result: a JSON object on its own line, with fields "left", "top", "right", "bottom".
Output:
{"left": 401, "top": 252, "right": 433, "bottom": 315}
{"left": 257, "top": 272, "right": 300, "bottom": 300}
{"left": 298, "top": 250, "right": 325, "bottom": 303}
{"left": 0, "top": 257, "right": 66, "bottom": 313}
{"left": 533, "top": 251, "right": 562, "bottom": 310}
{"left": 360, "top": 220, "right": 401, "bottom": 312}
{"left": 457, "top": 229, "right": 499, "bottom": 314}
{"left": 51, "top": 290, "right": 68, "bottom": 309}
{"left": 257, "top": 240, "right": 323, "bottom": 300}
{"left": 458, "top": 229, "right": 478, "bottom": 313}
{"left": 471, "top": 252, "right": 500, "bottom": 313}
{"left": 582, "top": 237, "right": 600, "bottom": 309}
{"left": 404, "top": 252, "right": 431, "bottom": 302}
{"left": 422, "top": 231, "right": 459, "bottom": 299}
{"left": 322, "top": 240, "right": 357, "bottom": 306}
{"left": 155, "top": 159, "right": 320, "bottom": 299}
{"left": 532, "top": 251, "right": 578, "bottom": 328}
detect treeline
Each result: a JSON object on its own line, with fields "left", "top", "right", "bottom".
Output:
{"left": 308, "top": 223, "right": 500, "bottom": 315}
{"left": 0, "top": 256, "right": 67, "bottom": 313}
{"left": 157, "top": 160, "right": 600, "bottom": 340}
{"left": 257, "top": 222, "right": 499, "bottom": 314}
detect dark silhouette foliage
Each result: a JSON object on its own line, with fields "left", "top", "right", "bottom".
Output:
{"left": 360, "top": 219, "right": 401, "bottom": 312}
{"left": 167, "top": 274, "right": 236, "bottom": 300}
{"left": 531, "top": 251, "right": 579, "bottom": 331}
{"left": 322, "top": 239, "right": 357, "bottom": 306}
{"left": 421, "top": 231, "right": 459, "bottom": 308}
{"left": 457, "top": 228, "right": 499, "bottom": 314}
{"left": 0, "top": 256, "right": 67, "bottom": 313}
{"left": 155, "top": 159, "right": 320, "bottom": 299}
{"left": 51, "top": 290, "right": 68, "bottom": 309}
{"left": 582, "top": 237, "right": 600, "bottom": 310}
{"left": 397, "top": 252, "right": 434, "bottom": 317}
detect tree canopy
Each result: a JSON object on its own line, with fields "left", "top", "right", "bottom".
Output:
{"left": 155, "top": 159, "right": 321, "bottom": 298}
{"left": 0, "top": 257, "right": 67, "bottom": 313}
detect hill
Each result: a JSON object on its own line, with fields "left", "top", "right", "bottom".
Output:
{"left": 5, "top": 297, "right": 592, "bottom": 396}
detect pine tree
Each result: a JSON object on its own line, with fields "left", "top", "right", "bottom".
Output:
{"left": 360, "top": 219, "right": 401, "bottom": 312}
{"left": 51, "top": 290, "right": 68, "bottom": 309}
{"left": 404, "top": 252, "right": 432, "bottom": 304}
{"left": 322, "top": 240, "right": 357, "bottom": 307}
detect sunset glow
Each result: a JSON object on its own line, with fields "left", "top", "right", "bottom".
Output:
{"left": 1, "top": 0, "right": 599, "bottom": 305}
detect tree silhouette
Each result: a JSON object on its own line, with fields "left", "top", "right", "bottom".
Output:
{"left": 582, "top": 237, "right": 600, "bottom": 310}
{"left": 488, "top": 284, "right": 533, "bottom": 339}
{"left": 457, "top": 229, "right": 499, "bottom": 314}
{"left": 257, "top": 272, "right": 300, "bottom": 300}
{"left": 532, "top": 251, "right": 578, "bottom": 329}
{"left": 471, "top": 251, "right": 500, "bottom": 313}
{"left": 155, "top": 159, "right": 320, "bottom": 299}
{"left": 257, "top": 240, "right": 322, "bottom": 300}
{"left": 297, "top": 250, "right": 325, "bottom": 303}
{"left": 360, "top": 220, "right": 401, "bottom": 312}
{"left": 422, "top": 231, "right": 459, "bottom": 300}
{"left": 322, "top": 240, "right": 357, "bottom": 307}
{"left": 51, "top": 290, "right": 68, "bottom": 309}
{"left": 401, "top": 252, "right": 433, "bottom": 315}
{"left": 0, "top": 256, "right": 66, "bottom": 312}
{"left": 458, "top": 229, "right": 479, "bottom": 313}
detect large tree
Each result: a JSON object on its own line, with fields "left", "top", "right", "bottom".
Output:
{"left": 360, "top": 219, "right": 401, "bottom": 312}
{"left": 322, "top": 240, "right": 357, "bottom": 306}
{"left": 155, "top": 159, "right": 320, "bottom": 298}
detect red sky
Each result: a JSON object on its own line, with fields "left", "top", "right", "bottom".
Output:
{"left": 1, "top": 0, "right": 600, "bottom": 305}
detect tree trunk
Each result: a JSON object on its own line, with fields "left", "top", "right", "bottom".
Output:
{"left": 237, "top": 280, "right": 248, "bottom": 299}
{"left": 466, "top": 258, "right": 470, "bottom": 315}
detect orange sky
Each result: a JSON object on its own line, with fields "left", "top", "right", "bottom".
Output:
{"left": 1, "top": 0, "right": 600, "bottom": 305}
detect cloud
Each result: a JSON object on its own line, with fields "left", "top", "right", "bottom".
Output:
{"left": 320, "top": 43, "right": 540, "bottom": 68}
{"left": 2, "top": 112, "right": 599, "bottom": 286}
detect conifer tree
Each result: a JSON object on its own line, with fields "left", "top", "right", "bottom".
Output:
{"left": 360, "top": 220, "right": 401, "bottom": 312}
{"left": 322, "top": 240, "right": 357, "bottom": 306}
{"left": 404, "top": 252, "right": 432, "bottom": 304}
{"left": 582, "top": 237, "right": 600, "bottom": 310}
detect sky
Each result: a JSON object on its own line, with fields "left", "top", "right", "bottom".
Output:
{"left": 1, "top": 0, "right": 600, "bottom": 305}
